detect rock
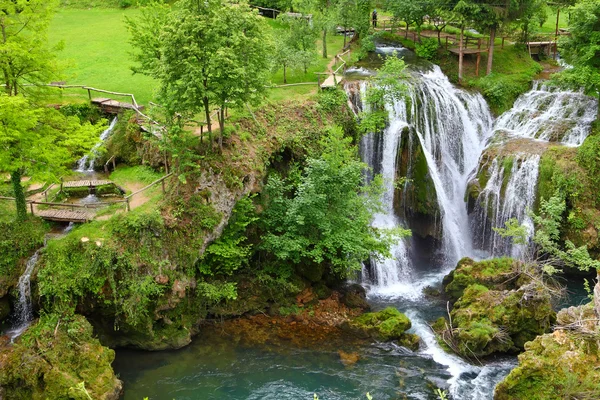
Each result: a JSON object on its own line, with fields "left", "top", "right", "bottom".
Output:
{"left": 0, "top": 298, "right": 10, "bottom": 323}
{"left": 494, "top": 328, "right": 600, "bottom": 400}
{"left": 338, "top": 350, "right": 360, "bottom": 366}
{"left": 437, "top": 258, "right": 556, "bottom": 358}
{"left": 155, "top": 274, "right": 169, "bottom": 285}
{"left": 296, "top": 288, "right": 315, "bottom": 305}
{"left": 339, "top": 283, "right": 370, "bottom": 311}
{"left": 0, "top": 315, "right": 122, "bottom": 400}
{"left": 80, "top": 237, "right": 89, "bottom": 243}
{"left": 442, "top": 257, "right": 525, "bottom": 303}
{"left": 422, "top": 286, "right": 441, "bottom": 297}
{"left": 347, "top": 307, "right": 419, "bottom": 350}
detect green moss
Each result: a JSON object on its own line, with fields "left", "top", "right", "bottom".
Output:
{"left": 350, "top": 307, "right": 417, "bottom": 348}
{"left": 440, "top": 258, "right": 555, "bottom": 358}
{"left": 0, "top": 314, "right": 121, "bottom": 400}
{"left": 495, "top": 330, "right": 600, "bottom": 400}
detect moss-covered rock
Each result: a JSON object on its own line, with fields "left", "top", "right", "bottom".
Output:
{"left": 439, "top": 258, "right": 556, "bottom": 358}
{"left": 0, "top": 314, "right": 122, "bottom": 400}
{"left": 347, "top": 307, "right": 419, "bottom": 350}
{"left": 494, "top": 328, "right": 600, "bottom": 400}
{"left": 394, "top": 127, "right": 441, "bottom": 240}
{"left": 442, "top": 257, "right": 524, "bottom": 303}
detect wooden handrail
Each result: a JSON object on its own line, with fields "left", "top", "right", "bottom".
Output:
{"left": 125, "top": 173, "right": 172, "bottom": 200}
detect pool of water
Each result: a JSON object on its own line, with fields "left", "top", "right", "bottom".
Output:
{"left": 113, "top": 263, "right": 517, "bottom": 400}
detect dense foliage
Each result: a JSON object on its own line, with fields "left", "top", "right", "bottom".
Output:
{"left": 260, "top": 127, "right": 404, "bottom": 278}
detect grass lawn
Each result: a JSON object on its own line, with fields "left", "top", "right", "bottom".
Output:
{"left": 48, "top": 8, "right": 156, "bottom": 105}
{"left": 47, "top": 7, "right": 347, "bottom": 107}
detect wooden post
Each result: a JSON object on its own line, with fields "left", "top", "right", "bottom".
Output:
{"left": 87, "top": 88, "right": 91, "bottom": 100}
{"left": 501, "top": 37, "right": 505, "bottom": 49}
{"left": 554, "top": 8, "right": 560, "bottom": 60}
{"left": 476, "top": 53, "right": 481, "bottom": 76}
{"left": 126, "top": 198, "right": 131, "bottom": 212}
{"left": 445, "top": 36, "right": 448, "bottom": 50}
{"left": 161, "top": 179, "right": 165, "bottom": 194}
{"left": 30, "top": 203, "right": 34, "bottom": 215}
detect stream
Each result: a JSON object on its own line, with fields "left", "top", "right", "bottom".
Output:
{"left": 114, "top": 44, "right": 597, "bottom": 399}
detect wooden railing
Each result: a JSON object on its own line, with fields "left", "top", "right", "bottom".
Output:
{"left": 123, "top": 173, "right": 172, "bottom": 211}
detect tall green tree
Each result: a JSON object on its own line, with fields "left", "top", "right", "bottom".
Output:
{"left": 0, "top": 94, "right": 100, "bottom": 220}
{"left": 277, "top": 13, "right": 318, "bottom": 73}
{"left": 128, "top": 0, "right": 271, "bottom": 151}
{"left": 0, "top": 0, "right": 62, "bottom": 96}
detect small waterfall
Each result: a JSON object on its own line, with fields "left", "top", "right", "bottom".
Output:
{"left": 5, "top": 246, "right": 44, "bottom": 340}
{"left": 76, "top": 117, "right": 118, "bottom": 172}
{"left": 494, "top": 82, "right": 598, "bottom": 146}
{"left": 471, "top": 154, "right": 540, "bottom": 258}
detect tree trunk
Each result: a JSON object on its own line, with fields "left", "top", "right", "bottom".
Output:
{"left": 11, "top": 169, "right": 27, "bottom": 221}
{"left": 458, "top": 26, "right": 464, "bottom": 83}
{"left": 343, "top": 27, "right": 347, "bottom": 47}
{"left": 218, "top": 106, "right": 225, "bottom": 152}
{"left": 203, "top": 96, "right": 213, "bottom": 147}
{"left": 405, "top": 21, "right": 409, "bottom": 39}
{"left": 594, "top": 272, "right": 600, "bottom": 318}
{"left": 437, "top": 29, "right": 442, "bottom": 45}
{"left": 283, "top": 64, "right": 287, "bottom": 84}
{"left": 487, "top": 26, "right": 496, "bottom": 76}
{"left": 322, "top": 29, "right": 327, "bottom": 58}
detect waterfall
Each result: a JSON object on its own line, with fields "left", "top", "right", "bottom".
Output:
{"left": 471, "top": 154, "right": 540, "bottom": 258}
{"left": 494, "top": 81, "right": 598, "bottom": 146}
{"left": 5, "top": 246, "right": 44, "bottom": 341}
{"left": 76, "top": 117, "right": 118, "bottom": 172}
{"left": 394, "top": 66, "right": 493, "bottom": 265}
{"left": 353, "top": 64, "right": 493, "bottom": 292}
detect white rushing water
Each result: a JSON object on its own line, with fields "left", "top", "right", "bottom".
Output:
{"left": 494, "top": 81, "right": 598, "bottom": 146}
{"left": 5, "top": 247, "right": 43, "bottom": 340}
{"left": 471, "top": 154, "right": 540, "bottom": 258}
{"left": 76, "top": 117, "right": 118, "bottom": 172}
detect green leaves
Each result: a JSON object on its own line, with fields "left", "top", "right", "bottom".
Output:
{"left": 260, "top": 127, "right": 398, "bottom": 277}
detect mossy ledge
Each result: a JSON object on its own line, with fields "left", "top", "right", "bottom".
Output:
{"left": 345, "top": 307, "right": 420, "bottom": 350}
{"left": 436, "top": 257, "right": 556, "bottom": 359}
{"left": 0, "top": 315, "right": 122, "bottom": 400}
{"left": 494, "top": 303, "right": 600, "bottom": 400}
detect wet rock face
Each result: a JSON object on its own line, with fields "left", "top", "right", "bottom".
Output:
{"left": 438, "top": 258, "right": 556, "bottom": 359}
{"left": 394, "top": 127, "right": 441, "bottom": 241}
{"left": 0, "top": 297, "right": 10, "bottom": 323}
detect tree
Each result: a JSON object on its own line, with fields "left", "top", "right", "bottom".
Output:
{"left": 272, "top": 33, "right": 299, "bottom": 84}
{"left": 0, "top": 94, "right": 100, "bottom": 220}
{"left": 128, "top": 0, "right": 271, "bottom": 151}
{"left": 0, "top": 0, "right": 62, "bottom": 96}
{"left": 429, "top": 3, "right": 457, "bottom": 45}
{"left": 260, "top": 127, "right": 405, "bottom": 277}
{"left": 386, "top": 0, "right": 429, "bottom": 40}
{"left": 554, "top": 0, "right": 600, "bottom": 105}
{"left": 277, "top": 13, "right": 318, "bottom": 74}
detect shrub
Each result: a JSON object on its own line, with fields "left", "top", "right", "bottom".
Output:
{"left": 415, "top": 38, "right": 439, "bottom": 61}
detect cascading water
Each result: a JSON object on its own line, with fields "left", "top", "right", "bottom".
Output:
{"left": 494, "top": 81, "right": 598, "bottom": 146}
{"left": 471, "top": 154, "right": 540, "bottom": 258}
{"left": 5, "top": 246, "right": 44, "bottom": 340}
{"left": 76, "top": 117, "right": 118, "bottom": 172}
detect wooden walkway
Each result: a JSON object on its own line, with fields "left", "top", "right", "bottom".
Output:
{"left": 91, "top": 98, "right": 144, "bottom": 114}
{"left": 320, "top": 74, "right": 340, "bottom": 89}
{"left": 36, "top": 209, "right": 95, "bottom": 223}
{"left": 62, "top": 180, "right": 113, "bottom": 189}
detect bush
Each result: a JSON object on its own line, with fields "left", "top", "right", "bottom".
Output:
{"left": 415, "top": 38, "right": 439, "bottom": 61}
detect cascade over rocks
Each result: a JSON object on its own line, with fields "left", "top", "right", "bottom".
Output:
{"left": 436, "top": 258, "right": 556, "bottom": 358}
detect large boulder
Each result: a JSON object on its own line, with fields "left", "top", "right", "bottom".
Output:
{"left": 346, "top": 307, "right": 420, "bottom": 350}
{"left": 494, "top": 327, "right": 600, "bottom": 399}
{"left": 0, "top": 314, "right": 122, "bottom": 400}
{"left": 437, "top": 258, "right": 556, "bottom": 358}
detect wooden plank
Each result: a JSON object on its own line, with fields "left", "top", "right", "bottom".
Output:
{"left": 36, "top": 209, "right": 94, "bottom": 223}
{"left": 62, "top": 180, "right": 113, "bottom": 188}
{"left": 448, "top": 47, "right": 489, "bottom": 54}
